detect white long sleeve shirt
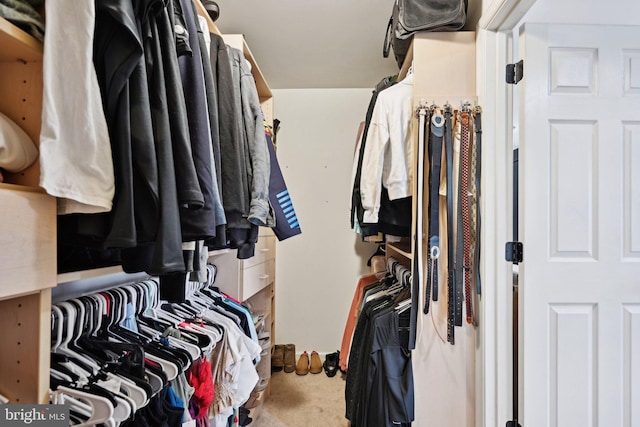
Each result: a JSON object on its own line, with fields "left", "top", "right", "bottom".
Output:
{"left": 360, "top": 73, "right": 414, "bottom": 224}
{"left": 39, "top": 0, "right": 114, "bottom": 214}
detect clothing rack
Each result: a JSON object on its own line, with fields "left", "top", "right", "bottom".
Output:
{"left": 344, "top": 256, "right": 415, "bottom": 427}
{"left": 49, "top": 266, "right": 265, "bottom": 427}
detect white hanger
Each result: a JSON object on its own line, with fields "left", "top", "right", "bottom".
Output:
{"left": 110, "top": 394, "right": 132, "bottom": 425}
{"left": 166, "top": 335, "right": 201, "bottom": 361}
{"left": 51, "top": 386, "right": 115, "bottom": 427}
{"left": 50, "top": 369, "right": 74, "bottom": 383}
{"left": 146, "top": 353, "right": 178, "bottom": 382}
{"left": 51, "top": 305, "right": 64, "bottom": 352}
{"left": 55, "top": 302, "right": 101, "bottom": 374}
{"left": 116, "top": 374, "right": 149, "bottom": 409}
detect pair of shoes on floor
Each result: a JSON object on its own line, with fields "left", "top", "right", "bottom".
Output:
{"left": 296, "top": 351, "right": 323, "bottom": 375}
{"left": 323, "top": 350, "right": 340, "bottom": 377}
{"left": 272, "top": 343, "right": 297, "bottom": 373}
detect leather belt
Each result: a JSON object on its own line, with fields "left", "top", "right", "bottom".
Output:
{"left": 471, "top": 107, "right": 482, "bottom": 298}
{"left": 444, "top": 105, "right": 456, "bottom": 344}
{"left": 409, "top": 107, "right": 429, "bottom": 350}
{"left": 453, "top": 112, "right": 464, "bottom": 327}
{"left": 425, "top": 108, "right": 444, "bottom": 314}
{"left": 459, "top": 110, "right": 473, "bottom": 324}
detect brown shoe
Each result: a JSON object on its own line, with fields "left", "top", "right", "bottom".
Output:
{"left": 271, "top": 344, "right": 284, "bottom": 371}
{"left": 283, "top": 343, "right": 296, "bottom": 373}
{"left": 309, "top": 351, "right": 323, "bottom": 374}
{"left": 295, "top": 351, "right": 309, "bottom": 375}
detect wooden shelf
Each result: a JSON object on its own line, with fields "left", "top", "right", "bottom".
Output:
{"left": 57, "top": 266, "right": 125, "bottom": 285}
{"left": 0, "top": 182, "right": 43, "bottom": 193}
{"left": 0, "top": 185, "right": 55, "bottom": 300}
{"left": 387, "top": 240, "right": 413, "bottom": 260}
{"left": 0, "top": 16, "right": 43, "bottom": 62}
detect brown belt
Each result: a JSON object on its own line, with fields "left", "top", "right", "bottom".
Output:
{"left": 459, "top": 111, "right": 473, "bottom": 324}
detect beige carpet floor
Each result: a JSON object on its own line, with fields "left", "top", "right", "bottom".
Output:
{"left": 250, "top": 370, "right": 350, "bottom": 427}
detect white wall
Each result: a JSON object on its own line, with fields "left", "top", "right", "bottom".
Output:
{"left": 271, "top": 88, "right": 378, "bottom": 354}
{"left": 521, "top": 0, "right": 640, "bottom": 25}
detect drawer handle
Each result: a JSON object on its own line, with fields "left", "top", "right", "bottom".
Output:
{"left": 259, "top": 274, "right": 269, "bottom": 280}
{"left": 259, "top": 248, "right": 270, "bottom": 252}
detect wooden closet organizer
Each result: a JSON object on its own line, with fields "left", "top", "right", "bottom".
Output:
{"left": 385, "top": 32, "right": 478, "bottom": 427}
{"left": 0, "top": 3, "right": 277, "bottom": 411}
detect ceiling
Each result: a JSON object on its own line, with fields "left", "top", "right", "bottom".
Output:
{"left": 213, "top": 0, "right": 405, "bottom": 89}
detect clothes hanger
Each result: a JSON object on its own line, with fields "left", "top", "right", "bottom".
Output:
{"left": 51, "top": 386, "right": 115, "bottom": 427}
{"left": 103, "top": 289, "right": 190, "bottom": 380}
{"left": 115, "top": 373, "right": 148, "bottom": 409}
{"left": 50, "top": 368, "right": 75, "bottom": 383}
{"left": 395, "top": 298, "right": 411, "bottom": 313}
{"left": 55, "top": 302, "right": 101, "bottom": 374}
{"left": 71, "top": 293, "right": 152, "bottom": 413}
{"left": 51, "top": 308, "right": 94, "bottom": 380}
{"left": 51, "top": 305, "right": 64, "bottom": 352}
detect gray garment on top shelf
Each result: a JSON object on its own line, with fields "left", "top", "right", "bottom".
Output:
{"left": 227, "top": 46, "right": 251, "bottom": 230}
{"left": 0, "top": 0, "right": 44, "bottom": 41}
{"left": 236, "top": 47, "right": 272, "bottom": 226}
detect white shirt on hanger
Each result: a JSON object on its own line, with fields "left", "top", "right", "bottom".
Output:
{"left": 39, "top": 0, "right": 115, "bottom": 214}
{"left": 360, "top": 73, "right": 415, "bottom": 224}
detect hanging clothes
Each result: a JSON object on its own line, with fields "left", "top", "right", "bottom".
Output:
{"left": 339, "top": 273, "right": 380, "bottom": 372}
{"left": 350, "top": 75, "right": 395, "bottom": 236}
{"left": 265, "top": 130, "right": 302, "bottom": 240}
{"left": 39, "top": 0, "right": 114, "bottom": 214}
{"left": 223, "top": 46, "right": 272, "bottom": 259}
{"left": 48, "top": 0, "right": 301, "bottom": 285}
{"left": 50, "top": 271, "right": 263, "bottom": 427}
{"left": 353, "top": 73, "right": 413, "bottom": 239}
{"left": 176, "top": 0, "right": 220, "bottom": 242}
{"left": 344, "top": 258, "right": 414, "bottom": 427}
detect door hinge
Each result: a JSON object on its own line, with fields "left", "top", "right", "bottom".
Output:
{"left": 506, "top": 60, "right": 524, "bottom": 85}
{"left": 505, "top": 241, "right": 523, "bottom": 264}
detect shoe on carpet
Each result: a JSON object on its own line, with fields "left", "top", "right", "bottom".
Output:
{"left": 323, "top": 350, "right": 339, "bottom": 377}
{"left": 283, "top": 343, "right": 296, "bottom": 373}
{"left": 295, "top": 351, "right": 310, "bottom": 375}
{"left": 272, "top": 344, "right": 284, "bottom": 371}
{"left": 309, "top": 351, "right": 323, "bottom": 374}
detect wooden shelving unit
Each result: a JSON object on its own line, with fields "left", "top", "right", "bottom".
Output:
{"left": 0, "top": 16, "right": 43, "bottom": 62}
{"left": 407, "top": 31, "right": 478, "bottom": 427}
{"left": 387, "top": 240, "right": 413, "bottom": 268}
{"left": 0, "top": 3, "right": 278, "bottom": 415}
{"left": 0, "top": 12, "right": 52, "bottom": 405}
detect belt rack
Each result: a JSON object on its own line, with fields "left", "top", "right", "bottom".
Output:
{"left": 414, "top": 100, "right": 482, "bottom": 346}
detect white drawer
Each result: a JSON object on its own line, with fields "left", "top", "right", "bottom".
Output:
{"left": 242, "top": 235, "right": 275, "bottom": 269}
{"left": 241, "top": 259, "right": 275, "bottom": 301}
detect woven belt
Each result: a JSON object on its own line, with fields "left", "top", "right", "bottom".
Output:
{"left": 459, "top": 110, "right": 473, "bottom": 324}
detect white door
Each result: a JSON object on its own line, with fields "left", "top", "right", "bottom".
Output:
{"left": 519, "top": 23, "right": 640, "bottom": 426}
